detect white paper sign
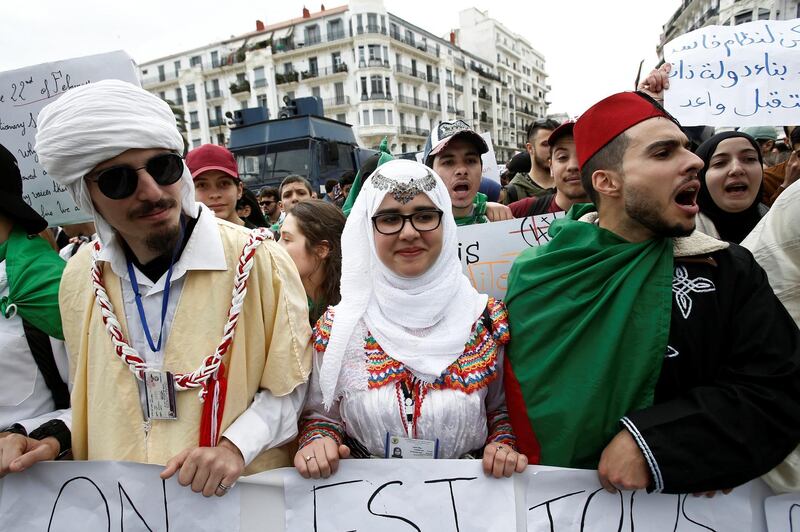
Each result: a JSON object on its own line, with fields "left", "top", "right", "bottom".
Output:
{"left": 0, "top": 50, "right": 139, "bottom": 227}
{"left": 526, "top": 468, "right": 770, "bottom": 532}
{"left": 458, "top": 212, "right": 565, "bottom": 299}
{"left": 664, "top": 18, "right": 800, "bottom": 126}
{"left": 283, "top": 459, "right": 516, "bottom": 532}
{"left": 0, "top": 461, "right": 240, "bottom": 531}
{"left": 479, "top": 131, "right": 502, "bottom": 183}
{"left": 764, "top": 493, "right": 800, "bottom": 531}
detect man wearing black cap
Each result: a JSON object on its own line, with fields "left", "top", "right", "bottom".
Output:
{"left": 0, "top": 144, "right": 71, "bottom": 470}
{"left": 503, "top": 87, "right": 800, "bottom": 495}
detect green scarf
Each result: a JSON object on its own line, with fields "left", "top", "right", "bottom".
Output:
{"left": 454, "top": 192, "right": 489, "bottom": 226}
{"left": 0, "top": 227, "right": 66, "bottom": 340}
{"left": 505, "top": 204, "right": 673, "bottom": 468}
{"left": 343, "top": 138, "right": 394, "bottom": 217}
{"left": 307, "top": 295, "right": 327, "bottom": 327}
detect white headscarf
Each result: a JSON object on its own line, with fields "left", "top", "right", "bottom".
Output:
{"left": 320, "top": 159, "right": 487, "bottom": 408}
{"left": 35, "top": 79, "right": 196, "bottom": 248}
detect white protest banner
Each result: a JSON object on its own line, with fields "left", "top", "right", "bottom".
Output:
{"left": 663, "top": 18, "right": 800, "bottom": 126}
{"left": 0, "top": 50, "right": 139, "bottom": 227}
{"left": 283, "top": 459, "right": 516, "bottom": 532}
{"left": 526, "top": 468, "right": 771, "bottom": 532}
{"left": 0, "top": 461, "right": 240, "bottom": 531}
{"left": 458, "top": 212, "right": 565, "bottom": 300}
{"left": 479, "top": 131, "right": 502, "bottom": 183}
{"left": 764, "top": 493, "right": 800, "bottom": 531}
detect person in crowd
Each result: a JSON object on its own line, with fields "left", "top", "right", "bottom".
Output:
{"left": 739, "top": 126, "right": 777, "bottom": 165}
{"left": 508, "top": 122, "right": 589, "bottom": 217}
{"left": 187, "top": 144, "right": 245, "bottom": 226}
{"left": 0, "top": 80, "right": 312, "bottom": 496}
{"left": 694, "top": 131, "right": 768, "bottom": 244}
{"left": 502, "top": 119, "right": 559, "bottom": 204}
{"left": 322, "top": 179, "right": 339, "bottom": 204}
{"left": 236, "top": 188, "right": 269, "bottom": 228}
{"left": 499, "top": 151, "right": 531, "bottom": 203}
{"left": 0, "top": 144, "right": 70, "bottom": 466}
{"left": 743, "top": 180, "right": 800, "bottom": 494}
{"left": 279, "top": 199, "right": 345, "bottom": 326}
{"left": 422, "top": 120, "right": 513, "bottom": 225}
{"left": 294, "top": 159, "right": 526, "bottom": 479}
{"left": 337, "top": 171, "right": 356, "bottom": 209}
{"left": 503, "top": 88, "right": 800, "bottom": 494}
{"left": 258, "top": 186, "right": 283, "bottom": 225}
{"left": 762, "top": 126, "right": 799, "bottom": 205}
{"left": 279, "top": 175, "right": 313, "bottom": 214}
{"left": 57, "top": 221, "right": 97, "bottom": 260}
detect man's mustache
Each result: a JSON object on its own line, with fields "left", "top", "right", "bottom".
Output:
{"left": 128, "top": 198, "right": 178, "bottom": 219}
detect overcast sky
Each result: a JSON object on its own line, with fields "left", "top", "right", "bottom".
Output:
{"left": 1, "top": 0, "right": 681, "bottom": 116}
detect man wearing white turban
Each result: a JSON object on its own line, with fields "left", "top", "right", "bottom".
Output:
{"left": 0, "top": 80, "right": 312, "bottom": 497}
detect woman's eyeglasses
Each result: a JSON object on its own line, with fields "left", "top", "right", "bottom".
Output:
{"left": 371, "top": 209, "right": 443, "bottom": 235}
{"left": 85, "top": 153, "right": 184, "bottom": 200}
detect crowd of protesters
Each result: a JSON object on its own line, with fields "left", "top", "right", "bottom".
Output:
{"left": 0, "top": 61, "right": 798, "bottom": 503}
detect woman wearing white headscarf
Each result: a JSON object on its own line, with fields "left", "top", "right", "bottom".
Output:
{"left": 294, "top": 159, "right": 527, "bottom": 478}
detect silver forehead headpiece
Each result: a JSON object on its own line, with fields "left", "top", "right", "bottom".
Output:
{"left": 370, "top": 168, "right": 437, "bottom": 204}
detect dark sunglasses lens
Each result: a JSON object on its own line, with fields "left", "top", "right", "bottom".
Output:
{"left": 97, "top": 167, "right": 138, "bottom": 199}
{"left": 146, "top": 153, "right": 184, "bottom": 185}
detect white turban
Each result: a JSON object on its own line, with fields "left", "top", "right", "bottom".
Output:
{"left": 35, "top": 79, "right": 196, "bottom": 247}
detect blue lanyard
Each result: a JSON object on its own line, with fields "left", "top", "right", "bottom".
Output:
{"left": 126, "top": 220, "right": 185, "bottom": 353}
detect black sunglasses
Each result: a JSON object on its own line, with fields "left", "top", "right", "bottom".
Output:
{"left": 86, "top": 153, "right": 184, "bottom": 199}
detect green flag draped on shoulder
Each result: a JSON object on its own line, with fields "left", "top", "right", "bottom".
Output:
{"left": 0, "top": 227, "right": 66, "bottom": 340}
{"left": 505, "top": 204, "right": 673, "bottom": 468}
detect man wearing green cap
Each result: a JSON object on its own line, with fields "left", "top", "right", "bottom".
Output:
{"left": 503, "top": 86, "right": 800, "bottom": 494}
{"left": 0, "top": 144, "right": 71, "bottom": 471}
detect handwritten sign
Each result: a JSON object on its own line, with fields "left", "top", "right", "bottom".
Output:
{"left": 0, "top": 461, "right": 240, "bottom": 531}
{"left": 0, "top": 50, "right": 139, "bottom": 227}
{"left": 765, "top": 493, "right": 800, "bottom": 531}
{"left": 283, "top": 459, "right": 516, "bottom": 532}
{"left": 458, "top": 213, "right": 565, "bottom": 299}
{"left": 663, "top": 18, "right": 800, "bottom": 126}
{"left": 526, "top": 468, "right": 770, "bottom": 532}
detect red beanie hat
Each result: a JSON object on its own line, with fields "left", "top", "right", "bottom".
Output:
{"left": 574, "top": 92, "right": 676, "bottom": 168}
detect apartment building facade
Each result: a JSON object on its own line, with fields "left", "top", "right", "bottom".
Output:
{"left": 138, "top": 0, "right": 550, "bottom": 163}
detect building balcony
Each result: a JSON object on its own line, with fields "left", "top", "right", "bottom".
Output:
{"left": 456, "top": 109, "right": 465, "bottom": 118}
{"left": 208, "top": 118, "right": 224, "bottom": 128}
{"left": 454, "top": 57, "right": 466, "bottom": 70}
{"left": 395, "top": 64, "right": 428, "bottom": 82}
{"left": 359, "top": 58, "right": 390, "bottom": 70}
{"left": 206, "top": 89, "right": 223, "bottom": 100}
{"left": 478, "top": 90, "right": 491, "bottom": 102}
{"left": 397, "top": 95, "right": 429, "bottom": 109}
{"left": 470, "top": 62, "right": 502, "bottom": 82}
{"left": 453, "top": 83, "right": 463, "bottom": 92}
{"left": 302, "top": 64, "right": 348, "bottom": 79}
{"left": 305, "top": 34, "right": 322, "bottom": 46}
{"left": 361, "top": 92, "right": 393, "bottom": 102}
{"left": 141, "top": 70, "right": 181, "bottom": 88}
{"left": 389, "top": 30, "right": 440, "bottom": 58}
{"left": 324, "top": 96, "right": 350, "bottom": 108}
{"left": 400, "top": 126, "right": 430, "bottom": 138}
{"left": 275, "top": 71, "right": 299, "bottom": 85}
{"left": 357, "top": 24, "right": 387, "bottom": 35}
{"left": 253, "top": 78, "right": 268, "bottom": 89}
{"left": 429, "top": 102, "right": 442, "bottom": 112}
{"left": 327, "top": 29, "right": 346, "bottom": 42}
{"left": 426, "top": 74, "right": 440, "bottom": 85}
{"left": 230, "top": 80, "right": 251, "bottom": 95}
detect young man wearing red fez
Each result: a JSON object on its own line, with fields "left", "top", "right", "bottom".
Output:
{"left": 186, "top": 144, "right": 246, "bottom": 226}
{"left": 503, "top": 90, "right": 800, "bottom": 494}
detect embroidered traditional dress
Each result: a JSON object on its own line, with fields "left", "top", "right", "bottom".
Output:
{"left": 300, "top": 298, "right": 514, "bottom": 458}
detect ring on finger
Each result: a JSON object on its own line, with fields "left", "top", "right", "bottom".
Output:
{"left": 217, "top": 482, "right": 231, "bottom": 493}
{"left": 305, "top": 455, "right": 315, "bottom": 462}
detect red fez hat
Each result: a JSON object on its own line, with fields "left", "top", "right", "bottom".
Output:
{"left": 574, "top": 92, "right": 676, "bottom": 168}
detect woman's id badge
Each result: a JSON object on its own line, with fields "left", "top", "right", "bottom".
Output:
{"left": 384, "top": 433, "right": 439, "bottom": 459}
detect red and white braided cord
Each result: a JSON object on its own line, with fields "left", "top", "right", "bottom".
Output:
{"left": 90, "top": 228, "right": 272, "bottom": 401}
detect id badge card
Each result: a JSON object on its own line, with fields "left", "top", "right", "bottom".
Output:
{"left": 384, "top": 433, "right": 439, "bottom": 459}
{"left": 144, "top": 371, "right": 178, "bottom": 420}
